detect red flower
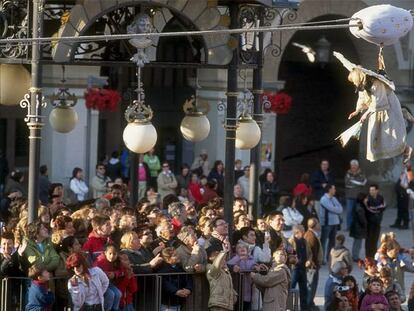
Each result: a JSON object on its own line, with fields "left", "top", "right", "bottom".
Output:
{"left": 84, "top": 88, "right": 121, "bottom": 112}
{"left": 262, "top": 91, "right": 292, "bottom": 114}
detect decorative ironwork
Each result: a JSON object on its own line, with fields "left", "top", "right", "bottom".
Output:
{"left": 19, "top": 91, "right": 47, "bottom": 123}
{"left": 239, "top": 5, "right": 261, "bottom": 64}
{"left": 49, "top": 65, "right": 77, "bottom": 108}
{"left": 263, "top": 7, "right": 298, "bottom": 58}
{"left": 124, "top": 13, "right": 154, "bottom": 124}
{"left": 0, "top": 0, "right": 29, "bottom": 59}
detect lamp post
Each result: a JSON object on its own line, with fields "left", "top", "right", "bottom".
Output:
{"left": 20, "top": 0, "right": 45, "bottom": 223}
{"left": 223, "top": 3, "right": 239, "bottom": 228}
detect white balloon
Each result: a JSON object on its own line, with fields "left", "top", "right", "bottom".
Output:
{"left": 349, "top": 4, "right": 413, "bottom": 46}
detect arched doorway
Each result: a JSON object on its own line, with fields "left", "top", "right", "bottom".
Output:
{"left": 276, "top": 15, "right": 360, "bottom": 191}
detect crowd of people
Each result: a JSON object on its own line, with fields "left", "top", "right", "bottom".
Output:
{"left": 0, "top": 148, "right": 414, "bottom": 311}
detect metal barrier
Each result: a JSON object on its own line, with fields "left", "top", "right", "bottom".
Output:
{"left": 0, "top": 272, "right": 299, "bottom": 311}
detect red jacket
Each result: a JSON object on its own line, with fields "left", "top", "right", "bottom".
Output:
{"left": 94, "top": 253, "right": 125, "bottom": 279}
{"left": 293, "top": 183, "right": 312, "bottom": 197}
{"left": 82, "top": 231, "right": 112, "bottom": 257}
{"left": 115, "top": 273, "right": 138, "bottom": 307}
{"left": 188, "top": 182, "right": 203, "bottom": 203}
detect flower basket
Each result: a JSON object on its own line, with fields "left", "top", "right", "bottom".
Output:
{"left": 262, "top": 91, "right": 292, "bottom": 114}
{"left": 84, "top": 88, "right": 121, "bottom": 112}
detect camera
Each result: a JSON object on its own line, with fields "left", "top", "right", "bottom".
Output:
{"left": 335, "top": 285, "right": 350, "bottom": 292}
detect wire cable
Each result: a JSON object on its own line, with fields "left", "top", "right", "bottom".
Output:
{"left": 0, "top": 18, "right": 362, "bottom": 48}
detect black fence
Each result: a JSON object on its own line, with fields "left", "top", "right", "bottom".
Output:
{"left": 0, "top": 272, "right": 299, "bottom": 311}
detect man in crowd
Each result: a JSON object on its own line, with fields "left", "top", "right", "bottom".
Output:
{"left": 311, "top": 160, "right": 335, "bottom": 216}
{"left": 38, "top": 165, "right": 51, "bottom": 205}
{"left": 365, "top": 184, "right": 386, "bottom": 258}
{"left": 304, "top": 217, "right": 323, "bottom": 311}
{"left": 204, "top": 217, "right": 229, "bottom": 252}
{"left": 344, "top": 159, "right": 367, "bottom": 230}
{"left": 319, "top": 184, "right": 343, "bottom": 263}
{"left": 91, "top": 163, "right": 111, "bottom": 199}
{"left": 237, "top": 166, "right": 250, "bottom": 199}
{"left": 386, "top": 291, "right": 405, "bottom": 311}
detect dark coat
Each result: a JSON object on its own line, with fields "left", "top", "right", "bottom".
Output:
{"left": 310, "top": 170, "right": 335, "bottom": 200}
{"left": 0, "top": 157, "right": 8, "bottom": 185}
{"left": 296, "top": 202, "right": 319, "bottom": 230}
{"left": 38, "top": 175, "right": 51, "bottom": 205}
{"left": 260, "top": 181, "right": 279, "bottom": 209}
{"left": 350, "top": 203, "right": 368, "bottom": 239}
{"left": 0, "top": 252, "right": 23, "bottom": 277}
{"left": 157, "top": 262, "right": 193, "bottom": 306}
{"left": 120, "top": 248, "right": 153, "bottom": 274}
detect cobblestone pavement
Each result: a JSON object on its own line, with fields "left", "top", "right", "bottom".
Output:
{"left": 313, "top": 206, "right": 414, "bottom": 307}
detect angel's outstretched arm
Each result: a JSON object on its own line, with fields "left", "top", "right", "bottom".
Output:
{"left": 333, "top": 51, "right": 356, "bottom": 72}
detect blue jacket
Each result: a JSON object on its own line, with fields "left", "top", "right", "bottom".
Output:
{"left": 319, "top": 194, "right": 343, "bottom": 226}
{"left": 324, "top": 274, "right": 342, "bottom": 310}
{"left": 26, "top": 281, "right": 54, "bottom": 311}
{"left": 311, "top": 170, "right": 335, "bottom": 200}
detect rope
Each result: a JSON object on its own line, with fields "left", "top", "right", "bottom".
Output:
{"left": 0, "top": 18, "right": 362, "bottom": 48}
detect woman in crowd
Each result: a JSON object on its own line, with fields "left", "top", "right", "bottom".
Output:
{"left": 70, "top": 167, "right": 89, "bottom": 202}
{"left": 67, "top": 252, "right": 109, "bottom": 311}
{"left": 260, "top": 171, "right": 278, "bottom": 214}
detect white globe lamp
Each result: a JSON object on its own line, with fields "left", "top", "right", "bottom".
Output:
{"left": 235, "top": 115, "right": 261, "bottom": 149}
{"left": 0, "top": 64, "right": 31, "bottom": 106}
{"left": 123, "top": 120, "right": 157, "bottom": 153}
{"left": 49, "top": 106, "right": 78, "bottom": 133}
{"left": 180, "top": 95, "right": 210, "bottom": 142}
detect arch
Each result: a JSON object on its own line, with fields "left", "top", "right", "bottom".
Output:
{"left": 263, "top": 0, "right": 401, "bottom": 83}
{"left": 52, "top": 0, "right": 232, "bottom": 65}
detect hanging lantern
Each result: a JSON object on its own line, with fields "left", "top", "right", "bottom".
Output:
{"left": 123, "top": 13, "right": 158, "bottom": 154}
{"left": 0, "top": 64, "right": 31, "bottom": 106}
{"left": 123, "top": 120, "right": 157, "bottom": 153}
{"left": 48, "top": 66, "right": 78, "bottom": 133}
{"left": 49, "top": 106, "right": 78, "bottom": 133}
{"left": 180, "top": 95, "right": 210, "bottom": 142}
{"left": 236, "top": 115, "right": 261, "bottom": 149}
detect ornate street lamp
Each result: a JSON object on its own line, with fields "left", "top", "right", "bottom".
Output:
{"left": 235, "top": 89, "right": 261, "bottom": 149}
{"left": 180, "top": 94, "right": 210, "bottom": 142}
{"left": 49, "top": 66, "right": 78, "bottom": 133}
{"left": 219, "top": 74, "right": 261, "bottom": 150}
{"left": 123, "top": 14, "right": 157, "bottom": 154}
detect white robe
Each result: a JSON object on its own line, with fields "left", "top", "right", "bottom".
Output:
{"left": 361, "top": 80, "right": 406, "bottom": 162}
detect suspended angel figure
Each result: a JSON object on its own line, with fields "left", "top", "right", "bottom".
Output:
{"left": 292, "top": 42, "right": 316, "bottom": 63}
{"left": 334, "top": 51, "right": 412, "bottom": 163}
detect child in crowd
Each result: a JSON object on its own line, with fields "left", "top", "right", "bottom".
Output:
{"left": 227, "top": 243, "right": 258, "bottom": 310}
{"left": 26, "top": 264, "right": 55, "bottom": 311}
{"left": 251, "top": 249, "right": 291, "bottom": 311}
{"left": 359, "top": 257, "right": 379, "bottom": 290}
{"left": 342, "top": 275, "right": 359, "bottom": 311}
{"left": 379, "top": 266, "right": 406, "bottom": 303}
{"left": 379, "top": 239, "right": 414, "bottom": 292}
{"left": 206, "top": 246, "right": 237, "bottom": 311}
{"left": 94, "top": 245, "right": 124, "bottom": 311}
{"left": 360, "top": 277, "right": 389, "bottom": 311}
{"left": 157, "top": 247, "right": 193, "bottom": 311}
{"left": 82, "top": 214, "right": 113, "bottom": 261}
{"left": 116, "top": 253, "right": 138, "bottom": 311}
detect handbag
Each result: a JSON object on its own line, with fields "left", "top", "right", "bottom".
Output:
{"left": 306, "top": 268, "right": 317, "bottom": 287}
